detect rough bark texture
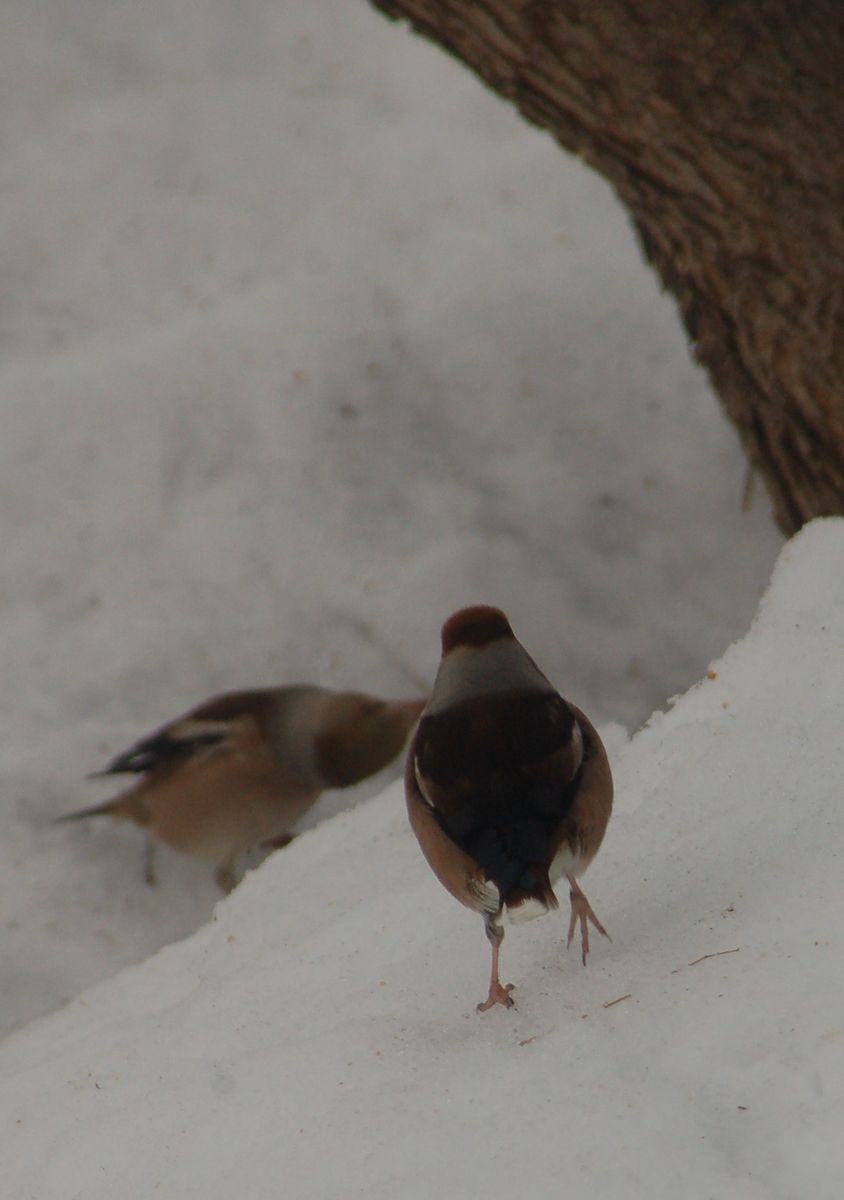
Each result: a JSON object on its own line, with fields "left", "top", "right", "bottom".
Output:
{"left": 370, "top": 0, "right": 844, "bottom": 532}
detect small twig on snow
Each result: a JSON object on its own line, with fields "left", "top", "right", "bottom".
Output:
{"left": 687, "top": 948, "right": 739, "bottom": 967}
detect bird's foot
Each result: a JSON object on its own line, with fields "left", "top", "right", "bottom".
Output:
{"left": 566, "top": 876, "right": 609, "bottom": 965}
{"left": 477, "top": 981, "right": 515, "bottom": 1012}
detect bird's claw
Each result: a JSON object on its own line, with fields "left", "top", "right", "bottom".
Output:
{"left": 477, "top": 981, "right": 515, "bottom": 1012}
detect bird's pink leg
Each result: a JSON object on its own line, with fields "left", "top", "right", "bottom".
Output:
{"left": 477, "top": 919, "right": 515, "bottom": 1012}
{"left": 566, "top": 875, "right": 609, "bottom": 966}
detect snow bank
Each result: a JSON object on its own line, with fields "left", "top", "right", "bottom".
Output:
{"left": 1, "top": 0, "right": 783, "bottom": 1043}
{"left": 2, "top": 520, "right": 842, "bottom": 1200}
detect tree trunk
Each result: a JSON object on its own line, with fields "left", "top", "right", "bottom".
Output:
{"left": 370, "top": 0, "right": 844, "bottom": 532}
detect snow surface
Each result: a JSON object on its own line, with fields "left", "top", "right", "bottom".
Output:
{"left": 1, "top": 0, "right": 784, "bottom": 1046}
{"left": 1, "top": 0, "right": 838, "bottom": 1184}
{"left": 3, "top": 519, "right": 844, "bottom": 1200}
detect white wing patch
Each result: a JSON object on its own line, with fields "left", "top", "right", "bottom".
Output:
{"left": 169, "top": 718, "right": 233, "bottom": 740}
{"left": 549, "top": 844, "right": 581, "bottom": 883}
{"left": 413, "top": 756, "right": 435, "bottom": 807}
{"left": 570, "top": 718, "right": 584, "bottom": 772}
{"left": 468, "top": 876, "right": 500, "bottom": 915}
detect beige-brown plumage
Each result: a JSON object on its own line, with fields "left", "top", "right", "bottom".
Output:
{"left": 405, "top": 605, "right": 613, "bottom": 1011}
{"left": 62, "top": 686, "right": 424, "bottom": 890}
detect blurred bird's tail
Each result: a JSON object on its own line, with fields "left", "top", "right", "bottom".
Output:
{"left": 54, "top": 797, "right": 121, "bottom": 823}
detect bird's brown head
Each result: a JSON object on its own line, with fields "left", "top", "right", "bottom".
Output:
{"left": 316, "top": 693, "right": 426, "bottom": 788}
{"left": 440, "top": 606, "right": 514, "bottom": 655}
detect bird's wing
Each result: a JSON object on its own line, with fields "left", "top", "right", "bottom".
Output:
{"left": 405, "top": 747, "right": 501, "bottom": 915}
{"left": 412, "top": 691, "right": 581, "bottom": 905}
{"left": 90, "top": 688, "right": 281, "bottom": 777}
{"left": 91, "top": 718, "right": 234, "bottom": 776}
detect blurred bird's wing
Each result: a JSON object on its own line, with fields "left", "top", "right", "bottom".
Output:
{"left": 90, "top": 718, "right": 235, "bottom": 777}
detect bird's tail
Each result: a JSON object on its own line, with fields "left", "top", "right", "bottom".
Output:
{"left": 54, "top": 788, "right": 148, "bottom": 825}
{"left": 505, "top": 866, "right": 559, "bottom": 924}
{"left": 54, "top": 797, "right": 122, "bottom": 823}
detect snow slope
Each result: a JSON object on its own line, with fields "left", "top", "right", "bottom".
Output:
{"left": 1, "top": 0, "right": 783, "bottom": 1042}
{"left": 2, "top": 520, "right": 843, "bottom": 1200}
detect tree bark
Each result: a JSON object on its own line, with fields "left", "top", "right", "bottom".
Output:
{"left": 370, "top": 0, "right": 844, "bottom": 532}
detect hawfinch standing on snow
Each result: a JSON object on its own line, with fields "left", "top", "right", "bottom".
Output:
{"left": 61, "top": 685, "right": 424, "bottom": 891}
{"left": 406, "top": 606, "right": 613, "bottom": 1011}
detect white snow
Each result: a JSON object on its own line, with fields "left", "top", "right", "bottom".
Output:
{"left": 1, "top": 0, "right": 783, "bottom": 1042}
{"left": 3, "top": 520, "right": 844, "bottom": 1200}
{"left": 4, "top": 0, "right": 831, "bottom": 1194}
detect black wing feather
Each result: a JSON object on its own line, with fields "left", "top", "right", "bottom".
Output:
{"left": 415, "top": 691, "right": 581, "bottom": 900}
{"left": 95, "top": 729, "right": 227, "bottom": 776}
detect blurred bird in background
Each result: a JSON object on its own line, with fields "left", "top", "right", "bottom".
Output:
{"left": 61, "top": 685, "right": 425, "bottom": 891}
